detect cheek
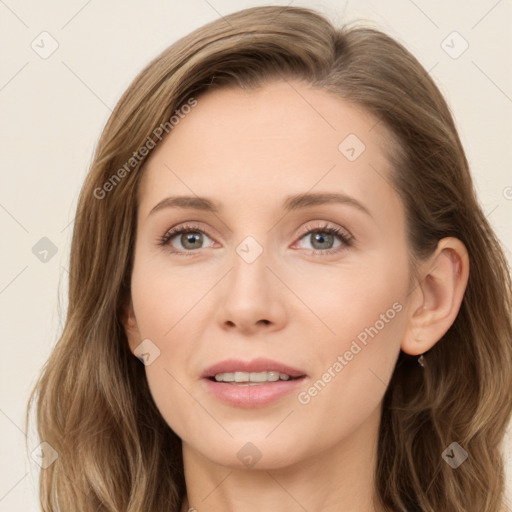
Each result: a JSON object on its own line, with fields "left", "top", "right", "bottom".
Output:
{"left": 129, "top": 258, "right": 216, "bottom": 436}
{"left": 292, "top": 251, "right": 407, "bottom": 428}
{"left": 130, "top": 253, "right": 209, "bottom": 338}
{"left": 293, "top": 244, "right": 407, "bottom": 357}
{"left": 293, "top": 310, "right": 404, "bottom": 454}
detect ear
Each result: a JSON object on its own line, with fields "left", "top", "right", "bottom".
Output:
{"left": 401, "top": 237, "right": 469, "bottom": 356}
{"left": 121, "top": 297, "right": 142, "bottom": 355}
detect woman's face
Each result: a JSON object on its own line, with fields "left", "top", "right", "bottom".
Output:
{"left": 124, "top": 80, "right": 413, "bottom": 469}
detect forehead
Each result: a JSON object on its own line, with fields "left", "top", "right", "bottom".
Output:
{"left": 137, "top": 80, "right": 399, "bottom": 221}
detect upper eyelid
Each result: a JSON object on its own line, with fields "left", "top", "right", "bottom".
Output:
{"left": 297, "top": 222, "right": 352, "bottom": 238}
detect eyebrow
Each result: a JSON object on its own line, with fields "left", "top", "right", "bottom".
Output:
{"left": 148, "top": 192, "right": 372, "bottom": 218}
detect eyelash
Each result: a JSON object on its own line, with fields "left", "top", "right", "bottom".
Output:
{"left": 158, "top": 222, "right": 354, "bottom": 257}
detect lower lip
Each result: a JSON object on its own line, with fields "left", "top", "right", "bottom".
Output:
{"left": 201, "top": 377, "right": 307, "bottom": 408}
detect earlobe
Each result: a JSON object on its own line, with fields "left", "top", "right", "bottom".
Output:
{"left": 401, "top": 237, "right": 469, "bottom": 356}
{"left": 121, "top": 298, "right": 141, "bottom": 354}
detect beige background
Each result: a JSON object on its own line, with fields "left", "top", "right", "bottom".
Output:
{"left": 0, "top": 0, "right": 511, "bottom": 509}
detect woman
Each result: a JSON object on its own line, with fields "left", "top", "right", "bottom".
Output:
{"left": 26, "top": 5, "right": 512, "bottom": 511}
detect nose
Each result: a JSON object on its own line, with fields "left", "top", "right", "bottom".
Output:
{"left": 216, "top": 244, "right": 286, "bottom": 335}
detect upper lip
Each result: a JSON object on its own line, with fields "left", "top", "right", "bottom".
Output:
{"left": 202, "top": 358, "right": 307, "bottom": 379}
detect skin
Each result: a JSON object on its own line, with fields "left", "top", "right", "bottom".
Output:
{"left": 123, "top": 80, "right": 469, "bottom": 512}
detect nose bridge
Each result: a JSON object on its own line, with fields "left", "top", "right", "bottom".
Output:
{"left": 216, "top": 231, "right": 285, "bottom": 332}
{"left": 235, "top": 233, "right": 266, "bottom": 267}
{"left": 230, "top": 233, "right": 270, "bottom": 296}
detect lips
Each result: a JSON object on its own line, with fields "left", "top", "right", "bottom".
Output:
{"left": 201, "top": 357, "right": 308, "bottom": 407}
{"left": 201, "top": 357, "right": 307, "bottom": 380}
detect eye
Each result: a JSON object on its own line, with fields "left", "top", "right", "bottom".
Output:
{"left": 158, "top": 223, "right": 215, "bottom": 254}
{"left": 294, "top": 223, "right": 353, "bottom": 255}
{"left": 158, "top": 222, "right": 354, "bottom": 256}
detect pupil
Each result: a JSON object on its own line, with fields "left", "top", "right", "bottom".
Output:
{"left": 312, "top": 232, "right": 333, "bottom": 250}
{"left": 182, "top": 232, "right": 202, "bottom": 249}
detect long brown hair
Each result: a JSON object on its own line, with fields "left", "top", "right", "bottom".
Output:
{"left": 26, "top": 6, "right": 512, "bottom": 511}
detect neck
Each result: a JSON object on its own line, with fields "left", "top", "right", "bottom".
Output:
{"left": 179, "top": 404, "right": 384, "bottom": 512}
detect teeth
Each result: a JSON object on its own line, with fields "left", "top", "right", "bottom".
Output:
{"left": 213, "top": 371, "right": 292, "bottom": 383}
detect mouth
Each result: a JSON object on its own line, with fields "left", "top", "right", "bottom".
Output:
{"left": 201, "top": 358, "right": 307, "bottom": 407}
{"left": 202, "top": 357, "right": 307, "bottom": 381}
